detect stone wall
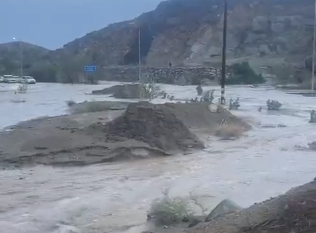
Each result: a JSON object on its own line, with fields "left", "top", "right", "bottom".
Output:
{"left": 101, "top": 66, "right": 227, "bottom": 85}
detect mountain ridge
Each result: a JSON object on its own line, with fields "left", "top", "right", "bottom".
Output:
{"left": 1, "top": 0, "right": 314, "bottom": 84}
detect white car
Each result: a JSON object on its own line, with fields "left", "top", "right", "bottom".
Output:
{"left": 22, "top": 76, "right": 36, "bottom": 84}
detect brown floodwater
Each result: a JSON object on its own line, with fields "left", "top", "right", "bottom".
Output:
{"left": 0, "top": 83, "right": 315, "bottom": 233}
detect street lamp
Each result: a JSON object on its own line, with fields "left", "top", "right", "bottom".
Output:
{"left": 138, "top": 29, "right": 141, "bottom": 84}
{"left": 220, "top": 0, "right": 228, "bottom": 105}
{"left": 311, "top": 0, "right": 316, "bottom": 91}
{"left": 13, "top": 37, "right": 23, "bottom": 78}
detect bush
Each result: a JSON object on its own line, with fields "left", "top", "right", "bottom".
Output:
{"left": 139, "top": 82, "right": 164, "bottom": 100}
{"left": 227, "top": 62, "right": 265, "bottom": 85}
{"left": 66, "top": 100, "right": 76, "bottom": 107}
{"left": 149, "top": 196, "right": 193, "bottom": 226}
{"left": 267, "top": 99, "right": 282, "bottom": 111}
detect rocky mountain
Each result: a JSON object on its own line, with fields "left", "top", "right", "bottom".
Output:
{"left": 0, "top": 42, "right": 49, "bottom": 76}
{"left": 15, "top": 0, "right": 316, "bottom": 83}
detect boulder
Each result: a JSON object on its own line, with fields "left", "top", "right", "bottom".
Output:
{"left": 205, "top": 199, "right": 243, "bottom": 222}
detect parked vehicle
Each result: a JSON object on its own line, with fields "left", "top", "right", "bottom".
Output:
{"left": 3, "top": 75, "right": 20, "bottom": 83}
{"left": 1, "top": 75, "right": 36, "bottom": 84}
{"left": 21, "top": 76, "right": 36, "bottom": 84}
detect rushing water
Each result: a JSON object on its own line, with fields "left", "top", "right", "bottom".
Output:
{"left": 0, "top": 83, "right": 316, "bottom": 233}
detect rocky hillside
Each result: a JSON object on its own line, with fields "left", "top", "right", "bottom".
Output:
{"left": 0, "top": 42, "right": 49, "bottom": 76}
{"left": 19, "top": 0, "right": 316, "bottom": 83}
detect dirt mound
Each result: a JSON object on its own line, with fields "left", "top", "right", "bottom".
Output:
{"left": 162, "top": 102, "right": 251, "bottom": 133}
{"left": 91, "top": 85, "right": 125, "bottom": 95}
{"left": 91, "top": 84, "right": 145, "bottom": 99}
{"left": 187, "top": 178, "right": 316, "bottom": 233}
{"left": 102, "top": 102, "right": 205, "bottom": 152}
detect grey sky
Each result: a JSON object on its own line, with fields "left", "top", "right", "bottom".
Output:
{"left": 1, "top": 0, "right": 162, "bottom": 49}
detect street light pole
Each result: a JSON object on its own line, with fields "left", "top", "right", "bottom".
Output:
{"left": 13, "top": 37, "right": 23, "bottom": 78}
{"left": 311, "top": 0, "right": 316, "bottom": 91}
{"left": 19, "top": 40, "right": 23, "bottom": 78}
{"left": 138, "top": 29, "right": 141, "bottom": 84}
{"left": 220, "top": 0, "right": 228, "bottom": 105}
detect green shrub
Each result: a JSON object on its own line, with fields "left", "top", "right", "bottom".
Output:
{"left": 227, "top": 62, "right": 265, "bottom": 85}
{"left": 149, "top": 196, "right": 193, "bottom": 226}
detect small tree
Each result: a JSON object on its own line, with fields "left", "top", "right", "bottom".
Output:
{"left": 227, "top": 62, "right": 265, "bottom": 85}
{"left": 196, "top": 85, "right": 203, "bottom": 96}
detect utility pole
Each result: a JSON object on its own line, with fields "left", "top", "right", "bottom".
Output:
{"left": 138, "top": 28, "right": 145, "bottom": 100}
{"left": 312, "top": 0, "right": 316, "bottom": 91}
{"left": 138, "top": 29, "right": 141, "bottom": 84}
{"left": 220, "top": 0, "right": 228, "bottom": 105}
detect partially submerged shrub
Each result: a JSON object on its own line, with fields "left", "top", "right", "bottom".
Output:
{"left": 310, "top": 110, "right": 316, "bottom": 123}
{"left": 149, "top": 197, "right": 193, "bottom": 226}
{"left": 139, "top": 82, "right": 164, "bottom": 100}
{"left": 229, "top": 98, "right": 240, "bottom": 110}
{"left": 202, "top": 90, "right": 214, "bottom": 103}
{"left": 267, "top": 99, "right": 282, "bottom": 111}
{"left": 66, "top": 100, "right": 76, "bottom": 107}
{"left": 196, "top": 85, "right": 203, "bottom": 96}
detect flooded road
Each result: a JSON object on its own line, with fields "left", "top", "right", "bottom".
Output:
{"left": 0, "top": 83, "right": 315, "bottom": 233}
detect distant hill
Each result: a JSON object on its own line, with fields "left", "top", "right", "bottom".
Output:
{"left": 0, "top": 41, "right": 49, "bottom": 76}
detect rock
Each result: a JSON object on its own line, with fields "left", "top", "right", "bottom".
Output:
{"left": 205, "top": 199, "right": 243, "bottom": 222}
{"left": 187, "top": 218, "right": 202, "bottom": 228}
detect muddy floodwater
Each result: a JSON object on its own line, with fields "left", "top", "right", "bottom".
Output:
{"left": 0, "top": 83, "right": 315, "bottom": 233}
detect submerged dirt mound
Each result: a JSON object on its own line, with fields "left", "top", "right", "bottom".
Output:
{"left": 91, "top": 83, "right": 146, "bottom": 99}
{"left": 91, "top": 85, "right": 125, "bottom": 95}
{"left": 162, "top": 102, "right": 251, "bottom": 133}
{"left": 101, "top": 102, "right": 205, "bottom": 152}
{"left": 187, "top": 178, "right": 316, "bottom": 233}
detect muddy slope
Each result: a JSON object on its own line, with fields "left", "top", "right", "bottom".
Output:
{"left": 142, "top": 179, "right": 316, "bottom": 233}
{"left": 187, "top": 178, "right": 316, "bottom": 233}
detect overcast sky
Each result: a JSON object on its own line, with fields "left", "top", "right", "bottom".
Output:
{"left": 1, "top": 0, "right": 162, "bottom": 49}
